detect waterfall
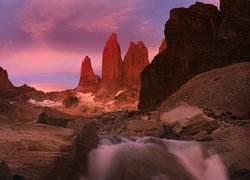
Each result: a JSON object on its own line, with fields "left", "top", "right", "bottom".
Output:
{"left": 83, "top": 136, "right": 227, "bottom": 180}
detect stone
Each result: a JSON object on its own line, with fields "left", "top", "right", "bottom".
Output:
{"left": 67, "top": 118, "right": 98, "bottom": 174}
{"left": 0, "top": 160, "right": 12, "bottom": 180}
{"left": 37, "top": 107, "right": 80, "bottom": 128}
{"left": 127, "top": 119, "right": 159, "bottom": 132}
{"left": 139, "top": 1, "right": 250, "bottom": 111}
{"left": 159, "top": 39, "right": 167, "bottom": 54}
{"left": 102, "top": 33, "right": 123, "bottom": 87}
{"left": 123, "top": 41, "right": 149, "bottom": 86}
{"left": 76, "top": 56, "right": 101, "bottom": 93}
{"left": 63, "top": 94, "right": 79, "bottom": 108}
{"left": 0, "top": 66, "right": 14, "bottom": 90}
{"left": 203, "top": 124, "right": 250, "bottom": 179}
{"left": 160, "top": 103, "right": 219, "bottom": 136}
{"left": 0, "top": 123, "right": 78, "bottom": 179}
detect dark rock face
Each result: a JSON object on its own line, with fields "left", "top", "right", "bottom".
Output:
{"left": 0, "top": 66, "right": 14, "bottom": 90}
{"left": 123, "top": 41, "right": 149, "bottom": 86}
{"left": 0, "top": 160, "right": 12, "bottom": 180}
{"left": 76, "top": 56, "right": 101, "bottom": 93}
{"left": 139, "top": 1, "right": 250, "bottom": 111}
{"left": 102, "top": 33, "right": 123, "bottom": 87}
{"left": 159, "top": 39, "right": 167, "bottom": 54}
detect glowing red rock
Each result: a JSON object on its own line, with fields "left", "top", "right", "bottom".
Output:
{"left": 76, "top": 56, "right": 100, "bottom": 93}
{"left": 123, "top": 41, "right": 149, "bottom": 86}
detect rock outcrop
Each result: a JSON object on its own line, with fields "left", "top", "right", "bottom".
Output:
{"left": 76, "top": 56, "right": 101, "bottom": 93}
{"left": 139, "top": 1, "right": 250, "bottom": 111}
{"left": 102, "top": 33, "right": 123, "bottom": 87}
{"left": 158, "top": 39, "right": 167, "bottom": 54}
{"left": 123, "top": 41, "right": 149, "bottom": 86}
{"left": 160, "top": 62, "right": 250, "bottom": 117}
{"left": 0, "top": 123, "right": 78, "bottom": 179}
{"left": 0, "top": 66, "right": 14, "bottom": 90}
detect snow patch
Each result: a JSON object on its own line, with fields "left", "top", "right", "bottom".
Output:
{"left": 106, "top": 100, "right": 116, "bottom": 105}
{"left": 76, "top": 92, "right": 95, "bottom": 104}
{"left": 28, "top": 99, "right": 62, "bottom": 107}
{"left": 115, "top": 90, "right": 126, "bottom": 97}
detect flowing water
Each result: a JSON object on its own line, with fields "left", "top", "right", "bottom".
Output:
{"left": 83, "top": 136, "right": 227, "bottom": 180}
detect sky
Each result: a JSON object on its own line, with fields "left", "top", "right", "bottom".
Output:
{"left": 0, "top": 0, "right": 219, "bottom": 92}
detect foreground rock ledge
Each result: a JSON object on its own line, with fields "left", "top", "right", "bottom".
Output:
{"left": 0, "top": 123, "right": 78, "bottom": 179}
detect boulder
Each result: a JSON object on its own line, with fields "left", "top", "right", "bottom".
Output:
{"left": 127, "top": 119, "right": 159, "bottom": 132}
{"left": 67, "top": 118, "right": 98, "bottom": 174}
{"left": 160, "top": 103, "right": 219, "bottom": 137}
{"left": 123, "top": 41, "right": 149, "bottom": 86}
{"left": 0, "top": 123, "right": 78, "bottom": 179}
{"left": 125, "top": 119, "right": 160, "bottom": 137}
{"left": 76, "top": 56, "right": 101, "bottom": 93}
{"left": 0, "top": 160, "right": 12, "bottom": 180}
{"left": 102, "top": 33, "right": 123, "bottom": 87}
{"left": 37, "top": 107, "right": 80, "bottom": 127}
{"left": 139, "top": 1, "right": 250, "bottom": 111}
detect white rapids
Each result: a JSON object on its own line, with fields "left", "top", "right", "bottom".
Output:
{"left": 82, "top": 136, "right": 227, "bottom": 180}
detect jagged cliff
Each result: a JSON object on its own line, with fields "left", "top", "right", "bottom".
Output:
{"left": 139, "top": 1, "right": 250, "bottom": 111}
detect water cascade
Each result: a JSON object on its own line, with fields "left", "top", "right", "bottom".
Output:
{"left": 83, "top": 136, "right": 227, "bottom": 180}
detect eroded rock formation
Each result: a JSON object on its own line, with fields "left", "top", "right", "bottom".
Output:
{"left": 102, "top": 33, "right": 123, "bottom": 87}
{"left": 76, "top": 56, "right": 100, "bottom": 93}
{"left": 123, "top": 41, "right": 149, "bottom": 86}
{"left": 139, "top": 1, "right": 250, "bottom": 111}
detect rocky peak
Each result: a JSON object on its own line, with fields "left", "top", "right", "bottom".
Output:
{"left": 137, "top": 41, "right": 146, "bottom": 48}
{"left": 189, "top": 2, "right": 218, "bottom": 16}
{"left": 0, "top": 66, "right": 14, "bottom": 90}
{"left": 123, "top": 41, "right": 149, "bottom": 86}
{"left": 102, "top": 33, "right": 123, "bottom": 87}
{"left": 109, "top": 33, "right": 118, "bottom": 43}
{"left": 76, "top": 56, "right": 100, "bottom": 93}
{"left": 81, "top": 56, "right": 95, "bottom": 77}
{"left": 159, "top": 39, "right": 167, "bottom": 54}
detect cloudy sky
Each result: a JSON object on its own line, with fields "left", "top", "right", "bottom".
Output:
{"left": 0, "top": 0, "right": 219, "bottom": 92}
